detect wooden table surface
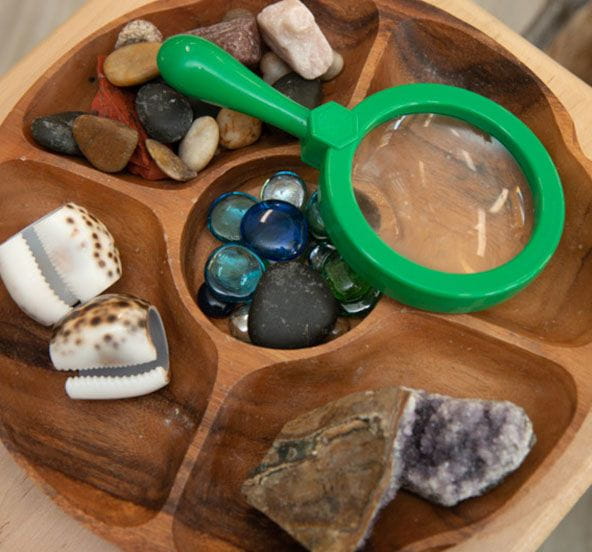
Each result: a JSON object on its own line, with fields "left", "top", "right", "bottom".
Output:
{"left": 0, "top": 0, "right": 591, "bottom": 550}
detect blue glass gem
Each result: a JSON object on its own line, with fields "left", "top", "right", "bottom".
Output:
{"left": 197, "top": 283, "right": 237, "bottom": 318}
{"left": 205, "top": 244, "right": 266, "bottom": 302}
{"left": 306, "top": 191, "right": 328, "bottom": 240}
{"left": 340, "top": 288, "right": 382, "bottom": 317}
{"left": 240, "top": 200, "right": 308, "bottom": 261}
{"left": 260, "top": 170, "right": 308, "bottom": 209}
{"left": 208, "top": 192, "right": 257, "bottom": 242}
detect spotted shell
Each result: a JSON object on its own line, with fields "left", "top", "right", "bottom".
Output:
{"left": 50, "top": 294, "right": 170, "bottom": 400}
{"left": 0, "top": 203, "right": 122, "bottom": 325}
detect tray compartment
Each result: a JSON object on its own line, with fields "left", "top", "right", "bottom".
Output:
{"left": 361, "top": 4, "right": 592, "bottom": 345}
{"left": 171, "top": 310, "right": 576, "bottom": 551}
{"left": 0, "top": 160, "right": 217, "bottom": 526}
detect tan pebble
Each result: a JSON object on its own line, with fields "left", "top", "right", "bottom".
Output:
{"left": 223, "top": 8, "right": 254, "bottom": 21}
{"left": 115, "top": 19, "right": 163, "bottom": 49}
{"left": 260, "top": 52, "right": 291, "bottom": 85}
{"left": 145, "top": 139, "right": 197, "bottom": 181}
{"left": 178, "top": 116, "right": 219, "bottom": 172}
{"left": 321, "top": 50, "right": 344, "bottom": 81}
{"left": 217, "top": 108, "right": 262, "bottom": 150}
{"left": 104, "top": 42, "right": 161, "bottom": 87}
{"left": 73, "top": 115, "right": 138, "bottom": 173}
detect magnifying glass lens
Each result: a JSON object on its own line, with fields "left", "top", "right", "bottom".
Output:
{"left": 353, "top": 114, "right": 534, "bottom": 274}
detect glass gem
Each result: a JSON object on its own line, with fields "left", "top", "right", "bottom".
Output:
{"left": 229, "top": 304, "right": 251, "bottom": 343}
{"left": 306, "top": 191, "right": 328, "bottom": 240}
{"left": 340, "top": 288, "right": 382, "bottom": 317}
{"left": 240, "top": 200, "right": 308, "bottom": 261}
{"left": 197, "top": 283, "right": 236, "bottom": 318}
{"left": 208, "top": 191, "right": 258, "bottom": 242}
{"left": 260, "top": 170, "right": 308, "bottom": 209}
{"left": 308, "top": 242, "right": 336, "bottom": 271}
{"left": 321, "top": 251, "right": 372, "bottom": 303}
{"left": 205, "top": 244, "right": 265, "bottom": 302}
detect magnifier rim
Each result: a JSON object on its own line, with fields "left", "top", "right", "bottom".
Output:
{"left": 320, "top": 83, "right": 565, "bottom": 313}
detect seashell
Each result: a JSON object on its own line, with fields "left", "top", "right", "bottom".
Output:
{"left": 0, "top": 203, "right": 121, "bottom": 325}
{"left": 50, "top": 294, "right": 170, "bottom": 400}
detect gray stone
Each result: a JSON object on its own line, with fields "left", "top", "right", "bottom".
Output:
{"left": 273, "top": 72, "right": 323, "bottom": 109}
{"left": 31, "top": 111, "right": 85, "bottom": 155}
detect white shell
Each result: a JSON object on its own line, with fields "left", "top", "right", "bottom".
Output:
{"left": 0, "top": 203, "right": 122, "bottom": 325}
{"left": 50, "top": 294, "right": 170, "bottom": 400}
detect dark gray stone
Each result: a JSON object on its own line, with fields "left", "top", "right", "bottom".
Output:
{"left": 400, "top": 389, "right": 536, "bottom": 506}
{"left": 249, "top": 262, "right": 338, "bottom": 349}
{"left": 135, "top": 83, "right": 193, "bottom": 143}
{"left": 31, "top": 111, "right": 85, "bottom": 155}
{"left": 273, "top": 72, "right": 323, "bottom": 109}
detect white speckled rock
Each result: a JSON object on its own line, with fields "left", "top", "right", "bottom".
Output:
{"left": 178, "top": 116, "right": 219, "bottom": 172}
{"left": 50, "top": 294, "right": 170, "bottom": 400}
{"left": 257, "top": 0, "right": 333, "bottom": 80}
{"left": 321, "top": 50, "right": 344, "bottom": 81}
{"left": 217, "top": 108, "right": 262, "bottom": 150}
{"left": 260, "top": 51, "right": 291, "bottom": 85}
{"left": 0, "top": 203, "right": 121, "bottom": 325}
{"left": 115, "top": 19, "right": 163, "bottom": 49}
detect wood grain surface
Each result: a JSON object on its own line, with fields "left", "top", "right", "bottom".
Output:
{"left": 0, "top": 1, "right": 591, "bottom": 551}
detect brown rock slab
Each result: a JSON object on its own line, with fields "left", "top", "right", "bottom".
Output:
{"left": 103, "top": 42, "right": 161, "bottom": 87}
{"left": 186, "top": 17, "right": 261, "bottom": 66}
{"left": 145, "top": 139, "right": 197, "bottom": 182}
{"left": 72, "top": 115, "right": 138, "bottom": 173}
{"left": 242, "top": 387, "right": 414, "bottom": 552}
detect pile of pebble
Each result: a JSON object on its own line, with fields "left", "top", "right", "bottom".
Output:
{"left": 198, "top": 170, "right": 381, "bottom": 349}
{"left": 30, "top": 0, "right": 344, "bottom": 182}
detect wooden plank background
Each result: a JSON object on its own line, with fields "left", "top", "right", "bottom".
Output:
{"left": 0, "top": 1, "right": 589, "bottom": 551}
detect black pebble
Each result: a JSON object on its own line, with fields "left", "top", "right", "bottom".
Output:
{"left": 249, "top": 262, "right": 338, "bottom": 349}
{"left": 30, "top": 111, "right": 85, "bottom": 155}
{"left": 197, "top": 284, "right": 237, "bottom": 318}
{"left": 136, "top": 83, "right": 193, "bottom": 143}
{"left": 273, "top": 73, "right": 323, "bottom": 109}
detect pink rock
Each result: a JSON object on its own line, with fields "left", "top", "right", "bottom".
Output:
{"left": 185, "top": 17, "right": 261, "bottom": 66}
{"left": 257, "top": 0, "right": 333, "bottom": 80}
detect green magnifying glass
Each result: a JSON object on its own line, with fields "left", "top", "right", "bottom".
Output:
{"left": 157, "top": 35, "right": 564, "bottom": 313}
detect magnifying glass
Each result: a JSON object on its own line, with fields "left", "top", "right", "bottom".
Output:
{"left": 157, "top": 36, "right": 564, "bottom": 313}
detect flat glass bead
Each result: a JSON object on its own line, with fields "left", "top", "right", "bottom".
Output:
{"left": 208, "top": 192, "right": 257, "bottom": 242}
{"left": 197, "top": 283, "right": 236, "bottom": 318}
{"left": 241, "top": 200, "right": 308, "bottom": 261}
{"left": 229, "top": 304, "right": 251, "bottom": 343}
{"left": 321, "top": 251, "right": 372, "bottom": 303}
{"left": 205, "top": 244, "right": 265, "bottom": 302}
{"left": 308, "top": 242, "right": 336, "bottom": 271}
{"left": 260, "top": 170, "right": 307, "bottom": 209}
{"left": 340, "top": 288, "right": 382, "bottom": 317}
{"left": 306, "top": 191, "right": 328, "bottom": 240}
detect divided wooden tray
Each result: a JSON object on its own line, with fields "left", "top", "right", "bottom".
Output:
{"left": 0, "top": 0, "right": 590, "bottom": 550}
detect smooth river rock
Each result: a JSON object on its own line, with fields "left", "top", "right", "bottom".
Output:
{"left": 178, "top": 116, "right": 219, "bottom": 172}
{"left": 103, "top": 42, "right": 161, "bottom": 86}
{"left": 31, "top": 111, "right": 85, "bottom": 155}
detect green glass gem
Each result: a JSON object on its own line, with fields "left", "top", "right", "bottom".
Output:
{"left": 322, "top": 251, "right": 372, "bottom": 303}
{"left": 306, "top": 191, "right": 328, "bottom": 240}
{"left": 340, "top": 288, "right": 382, "bottom": 317}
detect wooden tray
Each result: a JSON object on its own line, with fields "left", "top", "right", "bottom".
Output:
{"left": 0, "top": 0, "right": 590, "bottom": 550}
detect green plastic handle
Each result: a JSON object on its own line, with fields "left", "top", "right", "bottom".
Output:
{"left": 158, "top": 35, "right": 310, "bottom": 139}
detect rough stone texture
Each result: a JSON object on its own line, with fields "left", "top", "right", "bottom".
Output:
{"left": 273, "top": 72, "right": 323, "bottom": 109}
{"left": 136, "top": 83, "right": 193, "bottom": 143}
{"left": 178, "top": 116, "right": 219, "bottom": 172}
{"left": 243, "top": 386, "right": 536, "bottom": 550}
{"left": 223, "top": 8, "right": 254, "bottom": 21}
{"left": 400, "top": 388, "right": 536, "bottom": 506}
{"left": 186, "top": 16, "right": 261, "bottom": 66}
{"left": 242, "top": 387, "right": 414, "bottom": 552}
{"left": 30, "top": 111, "right": 85, "bottom": 155}
{"left": 248, "top": 262, "right": 338, "bottom": 349}
{"left": 257, "top": 0, "right": 333, "bottom": 80}
{"left": 217, "top": 108, "right": 262, "bottom": 150}
{"left": 145, "top": 139, "right": 196, "bottom": 181}
{"left": 260, "top": 51, "right": 291, "bottom": 85}
{"left": 114, "top": 19, "right": 163, "bottom": 49}
{"left": 91, "top": 55, "right": 167, "bottom": 180}
{"left": 72, "top": 115, "right": 138, "bottom": 173}
{"left": 103, "top": 42, "right": 161, "bottom": 87}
